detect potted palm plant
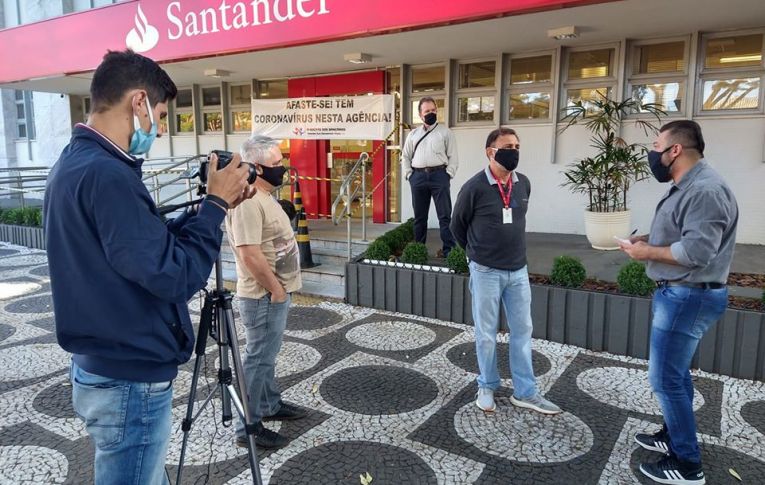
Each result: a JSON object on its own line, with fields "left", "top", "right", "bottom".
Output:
{"left": 560, "top": 95, "right": 665, "bottom": 250}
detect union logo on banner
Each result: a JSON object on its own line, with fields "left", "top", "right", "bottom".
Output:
{"left": 125, "top": 5, "right": 159, "bottom": 53}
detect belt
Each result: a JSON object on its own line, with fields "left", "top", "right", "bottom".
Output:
{"left": 657, "top": 280, "right": 726, "bottom": 289}
{"left": 413, "top": 165, "right": 446, "bottom": 172}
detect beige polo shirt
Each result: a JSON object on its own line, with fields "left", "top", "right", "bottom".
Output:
{"left": 225, "top": 191, "right": 302, "bottom": 299}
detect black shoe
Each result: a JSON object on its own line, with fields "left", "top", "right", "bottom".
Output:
{"left": 635, "top": 426, "right": 671, "bottom": 454}
{"left": 235, "top": 423, "right": 289, "bottom": 449}
{"left": 639, "top": 454, "right": 705, "bottom": 485}
{"left": 263, "top": 401, "right": 308, "bottom": 422}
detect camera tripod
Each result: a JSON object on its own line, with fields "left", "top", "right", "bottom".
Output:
{"left": 174, "top": 253, "right": 263, "bottom": 485}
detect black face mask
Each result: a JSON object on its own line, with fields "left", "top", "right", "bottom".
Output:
{"left": 493, "top": 148, "right": 519, "bottom": 172}
{"left": 259, "top": 165, "right": 287, "bottom": 187}
{"left": 423, "top": 112, "right": 437, "bottom": 126}
{"left": 647, "top": 146, "right": 676, "bottom": 183}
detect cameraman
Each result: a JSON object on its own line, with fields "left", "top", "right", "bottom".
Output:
{"left": 43, "top": 50, "right": 255, "bottom": 485}
{"left": 225, "top": 134, "right": 306, "bottom": 449}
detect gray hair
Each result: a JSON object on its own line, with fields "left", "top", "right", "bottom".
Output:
{"left": 240, "top": 134, "right": 280, "bottom": 164}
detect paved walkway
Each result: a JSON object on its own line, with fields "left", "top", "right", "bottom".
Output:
{"left": 0, "top": 243, "right": 763, "bottom": 484}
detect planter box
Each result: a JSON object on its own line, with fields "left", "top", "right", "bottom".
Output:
{"left": 0, "top": 224, "right": 45, "bottom": 250}
{"left": 345, "top": 260, "right": 765, "bottom": 381}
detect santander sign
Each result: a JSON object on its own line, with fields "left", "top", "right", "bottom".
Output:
{"left": 125, "top": 0, "right": 330, "bottom": 53}
{"left": 0, "top": 0, "right": 600, "bottom": 85}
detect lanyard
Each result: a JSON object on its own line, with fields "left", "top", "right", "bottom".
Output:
{"left": 493, "top": 174, "right": 513, "bottom": 208}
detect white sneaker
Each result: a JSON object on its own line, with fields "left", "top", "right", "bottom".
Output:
{"left": 510, "top": 393, "right": 562, "bottom": 415}
{"left": 475, "top": 388, "right": 496, "bottom": 412}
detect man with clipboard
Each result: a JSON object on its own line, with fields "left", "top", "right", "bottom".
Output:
{"left": 451, "top": 127, "right": 561, "bottom": 416}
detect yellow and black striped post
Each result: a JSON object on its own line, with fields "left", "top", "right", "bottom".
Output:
{"left": 297, "top": 208, "right": 318, "bottom": 268}
{"left": 293, "top": 180, "right": 303, "bottom": 213}
{"left": 292, "top": 180, "right": 303, "bottom": 231}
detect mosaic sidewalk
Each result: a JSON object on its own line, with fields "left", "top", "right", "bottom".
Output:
{"left": 0, "top": 243, "right": 763, "bottom": 484}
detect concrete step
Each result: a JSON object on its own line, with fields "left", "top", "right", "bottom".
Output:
{"left": 217, "top": 255, "right": 347, "bottom": 300}
{"left": 309, "top": 237, "right": 370, "bottom": 254}
{"left": 306, "top": 246, "right": 354, "bottom": 266}
{"left": 298, "top": 279, "right": 344, "bottom": 300}
{"left": 219, "top": 245, "right": 355, "bottom": 267}
{"left": 300, "top": 262, "right": 345, "bottom": 286}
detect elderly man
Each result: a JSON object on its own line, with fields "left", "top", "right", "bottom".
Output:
{"left": 226, "top": 134, "right": 308, "bottom": 449}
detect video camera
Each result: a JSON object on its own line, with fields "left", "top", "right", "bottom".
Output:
{"left": 199, "top": 150, "right": 258, "bottom": 185}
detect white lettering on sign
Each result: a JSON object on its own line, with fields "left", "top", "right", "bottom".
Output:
{"left": 167, "top": 0, "right": 329, "bottom": 41}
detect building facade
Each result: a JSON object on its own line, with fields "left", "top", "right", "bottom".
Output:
{"left": 1, "top": 0, "right": 763, "bottom": 243}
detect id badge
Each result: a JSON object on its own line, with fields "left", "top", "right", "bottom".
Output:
{"left": 503, "top": 207, "right": 513, "bottom": 224}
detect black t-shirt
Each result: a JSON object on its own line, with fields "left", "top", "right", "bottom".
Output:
{"left": 450, "top": 168, "right": 530, "bottom": 271}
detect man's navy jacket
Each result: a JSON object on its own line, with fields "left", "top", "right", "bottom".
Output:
{"left": 44, "top": 124, "right": 225, "bottom": 382}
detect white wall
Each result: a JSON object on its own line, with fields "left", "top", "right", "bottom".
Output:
{"left": 401, "top": 118, "right": 765, "bottom": 245}
{"left": 12, "top": 93, "right": 73, "bottom": 168}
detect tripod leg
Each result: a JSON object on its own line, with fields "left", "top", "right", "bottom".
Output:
{"left": 175, "top": 294, "right": 214, "bottom": 485}
{"left": 222, "top": 300, "right": 264, "bottom": 485}
{"left": 215, "top": 301, "right": 234, "bottom": 425}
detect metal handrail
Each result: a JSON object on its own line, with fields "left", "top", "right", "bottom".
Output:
{"left": 331, "top": 152, "right": 369, "bottom": 259}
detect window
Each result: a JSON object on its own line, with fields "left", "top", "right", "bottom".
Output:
{"left": 256, "top": 79, "right": 288, "bottom": 99}
{"left": 14, "top": 90, "right": 34, "bottom": 139}
{"left": 562, "top": 47, "right": 617, "bottom": 116}
{"left": 201, "top": 86, "right": 222, "bottom": 133}
{"left": 3, "top": 0, "right": 20, "bottom": 27}
{"left": 230, "top": 83, "right": 252, "bottom": 132}
{"left": 698, "top": 32, "right": 764, "bottom": 112}
{"left": 506, "top": 54, "right": 554, "bottom": 121}
{"left": 454, "top": 60, "right": 496, "bottom": 123}
{"left": 627, "top": 40, "right": 687, "bottom": 114}
{"left": 409, "top": 64, "right": 446, "bottom": 124}
{"left": 174, "top": 88, "right": 194, "bottom": 134}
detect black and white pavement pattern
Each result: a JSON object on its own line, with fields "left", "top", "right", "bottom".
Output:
{"left": 0, "top": 243, "right": 763, "bottom": 484}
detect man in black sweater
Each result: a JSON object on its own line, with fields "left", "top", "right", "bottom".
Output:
{"left": 450, "top": 127, "right": 561, "bottom": 415}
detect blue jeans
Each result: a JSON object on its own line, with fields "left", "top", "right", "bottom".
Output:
{"left": 71, "top": 361, "right": 172, "bottom": 485}
{"left": 648, "top": 285, "right": 728, "bottom": 463}
{"left": 236, "top": 294, "right": 290, "bottom": 435}
{"left": 409, "top": 168, "right": 455, "bottom": 254}
{"left": 469, "top": 262, "right": 537, "bottom": 398}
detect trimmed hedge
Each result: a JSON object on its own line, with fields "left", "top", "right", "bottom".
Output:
{"left": 550, "top": 255, "right": 586, "bottom": 288}
{"left": 617, "top": 261, "right": 655, "bottom": 296}
{"left": 401, "top": 242, "right": 429, "bottom": 265}
{"left": 446, "top": 245, "right": 469, "bottom": 274}
{"left": 365, "top": 239, "right": 392, "bottom": 261}
{"left": 0, "top": 207, "right": 42, "bottom": 227}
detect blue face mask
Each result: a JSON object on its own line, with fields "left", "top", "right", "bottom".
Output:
{"left": 128, "top": 97, "right": 157, "bottom": 155}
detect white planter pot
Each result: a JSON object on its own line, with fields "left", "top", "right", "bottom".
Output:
{"left": 583, "top": 209, "right": 631, "bottom": 250}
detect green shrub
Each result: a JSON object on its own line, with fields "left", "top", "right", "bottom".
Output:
{"left": 617, "top": 261, "right": 655, "bottom": 296}
{"left": 550, "top": 255, "right": 586, "bottom": 288}
{"left": 1, "top": 208, "right": 24, "bottom": 226}
{"left": 398, "top": 219, "right": 415, "bottom": 242}
{"left": 401, "top": 242, "right": 429, "bottom": 265}
{"left": 23, "top": 207, "right": 41, "bottom": 226}
{"left": 381, "top": 230, "right": 407, "bottom": 254}
{"left": 0, "top": 207, "right": 42, "bottom": 227}
{"left": 761, "top": 289, "right": 765, "bottom": 306}
{"left": 446, "top": 245, "right": 469, "bottom": 274}
{"left": 365, "top": 239, "right": 392, "bottom": 261}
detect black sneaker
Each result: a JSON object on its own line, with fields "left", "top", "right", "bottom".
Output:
{"left": 639, "top": 454, "right": 705, "bottom": 485}
{"left": 635, "top": 427, "right": 671, "bottom": 454}
{"left": 235, "top": 422, "right": 289, "bottom": 449}
{"left": 263, "top": 401, "right": 308, "bottom": 422}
